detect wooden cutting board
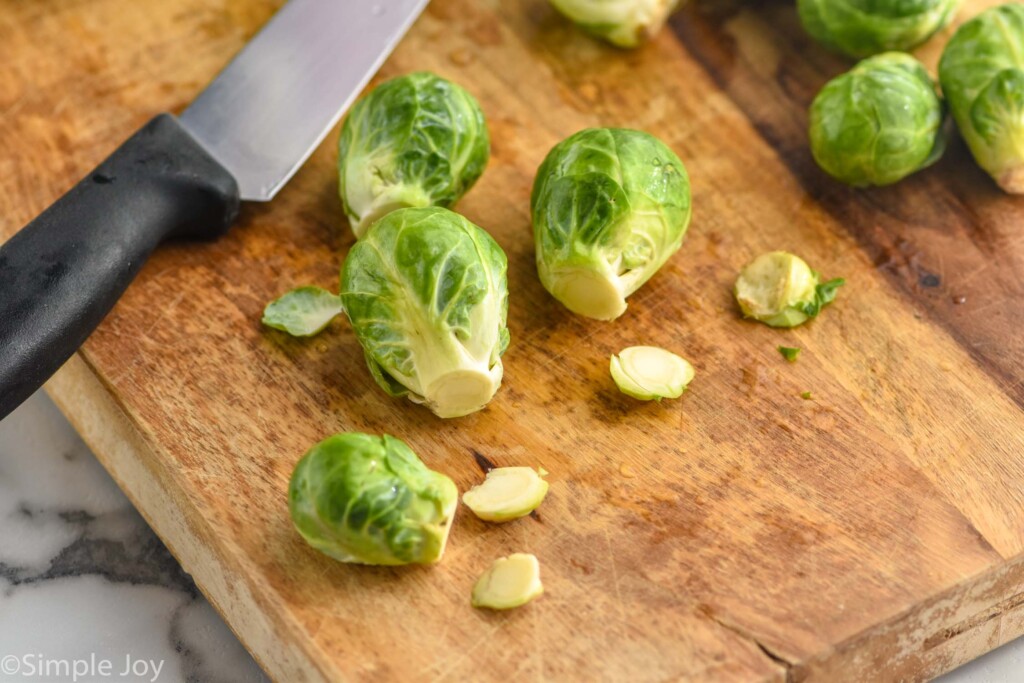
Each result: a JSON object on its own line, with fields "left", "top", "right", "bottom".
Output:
{"left": 5, "top": 0, "right": 1024, "bottom": 680}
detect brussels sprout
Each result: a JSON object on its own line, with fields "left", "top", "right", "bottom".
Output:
{"left": 531, "top": 128, "right": 691, "bottom": 321}
{"left": 610, "top": 346, "right": 694, "bottom": 401}
{"left": 548, "top": 0, "right": 682, "bottom": 48}
{"left": 734, "top": 251, "right": 845, "bottom": 328}
{"left": 288, "top": 433, "right": 458, "bottom": 566}
{"left": 262, "top": 286, "right": 343, "bottom": 337}
{"left": 939, "top": 4, "right": 1024, "bottom": 193}
{"left": 471, "top": 554, "right": 544, "bottom": 610}
{"left": 809, "top": 52, "right": 946, "bottom": 186}
{"left": 798, "top": 0, "right": 963, "bottom": 58}
{"left": 342, "top": 207, "right": 510, "bottom": 418}
{"left": 462, "top": 467, "right": 549, "bottom": 522}
{"left": 338, "top": 72, "right": 490, "bottom": 238}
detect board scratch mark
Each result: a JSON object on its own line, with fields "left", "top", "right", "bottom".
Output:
{"left": 604, "top": 526, "right": 627, "bottom": 626}
{"left": 429, "top": 621, "right": 505, "bottom": 683}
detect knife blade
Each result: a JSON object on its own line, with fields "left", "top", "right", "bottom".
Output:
{"left": 0, "top": 0, "right": 430, "bottom": 421}
{"left": 181, "top": 0, "right": 429, "bottom": 201}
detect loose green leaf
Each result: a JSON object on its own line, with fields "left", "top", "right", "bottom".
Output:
{"left": 262, "top": 286, "right": 343, "bottom": 337}
{"left": 801, "top": 391, "right": 814, "bottom": 400}
{"left": 802, "top": 277, "right": 847, "bottom": 318}
{"left": 778, "top": 346, "right": 801, "bottom": 363}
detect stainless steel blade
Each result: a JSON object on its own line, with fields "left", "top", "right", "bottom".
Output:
{"left": 179, "top": 0, "right": 429, "bottom": 202}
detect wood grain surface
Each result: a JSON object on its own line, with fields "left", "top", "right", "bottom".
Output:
{"left": 4, "top": 0, "right": 1024, "bottom": 680}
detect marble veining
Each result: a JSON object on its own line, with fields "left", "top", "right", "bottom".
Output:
{"left": 0, "top": 393, "right": 268, "bottom": 683}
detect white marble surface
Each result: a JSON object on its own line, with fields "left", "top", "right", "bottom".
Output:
{"left": 0, "top": 392, "right": 269, "bottom": 683}
{"left": 0, "top": 390, "right": 1018, "bottom": 683}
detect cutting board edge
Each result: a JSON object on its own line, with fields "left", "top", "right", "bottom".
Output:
{"left": 39, "top": 352, "right": 1024, "bottom": 683}
{"left": 42, "top": 353, "right": 332, "bottom": 683}
{"left": 797, "top": 553, "right": 1024, "bottom": 681}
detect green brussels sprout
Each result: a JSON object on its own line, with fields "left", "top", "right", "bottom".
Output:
{"left": 288, "top": 433, "right": 458, "bottom": 566}
{"left": 939, "top": 4, "right": 1024, "bottom": 193}
{"left": 338, "top": 72, "right": 490, "bottom": 238}
{"left": 798, "top": 0, "right": 963, "bottom": 58}
{"left": 342, "top": 207, "right": 510, "bottom": 418}
{"left": 531, "top": 128, "right": 692, "bottom": 321}
{"left": 734, "top": 251, "right": 845, "bottom": 328}
{"left": 548, "top": 0, "right": 682, "bottom": 48}
{"left": 809, "top": 52, "right": 946, "bottom": 186}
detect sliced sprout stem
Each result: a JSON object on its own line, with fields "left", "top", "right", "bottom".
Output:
{"left": 735, "top": 251, "right": 843, "bottom": 328}
{"left": 610, "top": 346, "right": 694, "bottom": 401}
{"left": 471, "top": 553, "right": 544, "bottom": 610}
{"left": 462, "top": 467, "right": 549, "bottom": 522}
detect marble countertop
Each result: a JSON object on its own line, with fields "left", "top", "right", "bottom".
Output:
{"left": 0, "top": 390, "right": 1017, "bottom": 683}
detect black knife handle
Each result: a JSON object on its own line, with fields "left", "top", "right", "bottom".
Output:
{"left": 0, "top": 114, "right": 240, "bottom": 420}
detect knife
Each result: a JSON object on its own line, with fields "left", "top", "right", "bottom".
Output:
{"left": 0, "top": 0, "right": 429, "bottom": 421}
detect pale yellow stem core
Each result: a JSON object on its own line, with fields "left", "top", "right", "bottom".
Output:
{"left": 462, "top": 467, "right": 549, "bottom": 522}
{"left": 549, "top": 268, "right": 627, "bottom": 321}
{"left": 424, "top": 368, "right": 501, "bottom": 419}
{"left": 610, "top": 346, "right": 694, "bottom": 401}
{"left": 471, "top": 553, "right": 544, "bottom": 610}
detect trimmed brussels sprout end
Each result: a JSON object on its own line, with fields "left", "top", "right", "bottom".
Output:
{"left": 463, "top": 467, "right": 550, "bottom": 522}
{"left": 544, "top": 266, "right": 628, "bottom": 321}
{"left": 999, "top": 166, "right": 1024, "bottom": 194}
{"left": 735, "top": 251, "right": 817, "bottom": 328}
{"left": 472, "top": 553, "right": 544, "bottom": 610}
{"left": 735, "top": 251, "right": 844, "bottom": 328}
{"left": 423, "top": 365, "right": 503, "bottom": 419}
{"left": 610, "top": 346, "right": 694, "bottom": 401}
{"left": 551, "top": 0, "right": 681, "bottom": 48}
{"left": 426, "top": 494, "right": 459, "bottom": 563}
{"left": 347, "top": 184, "right": 433, "bottom": 239}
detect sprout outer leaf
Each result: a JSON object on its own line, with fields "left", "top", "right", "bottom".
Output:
{"left": 262, "top": 286, "right": 344, "bottom": 337}
{"left": 778, "top": 346, "right": 801, "bottom": 363}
